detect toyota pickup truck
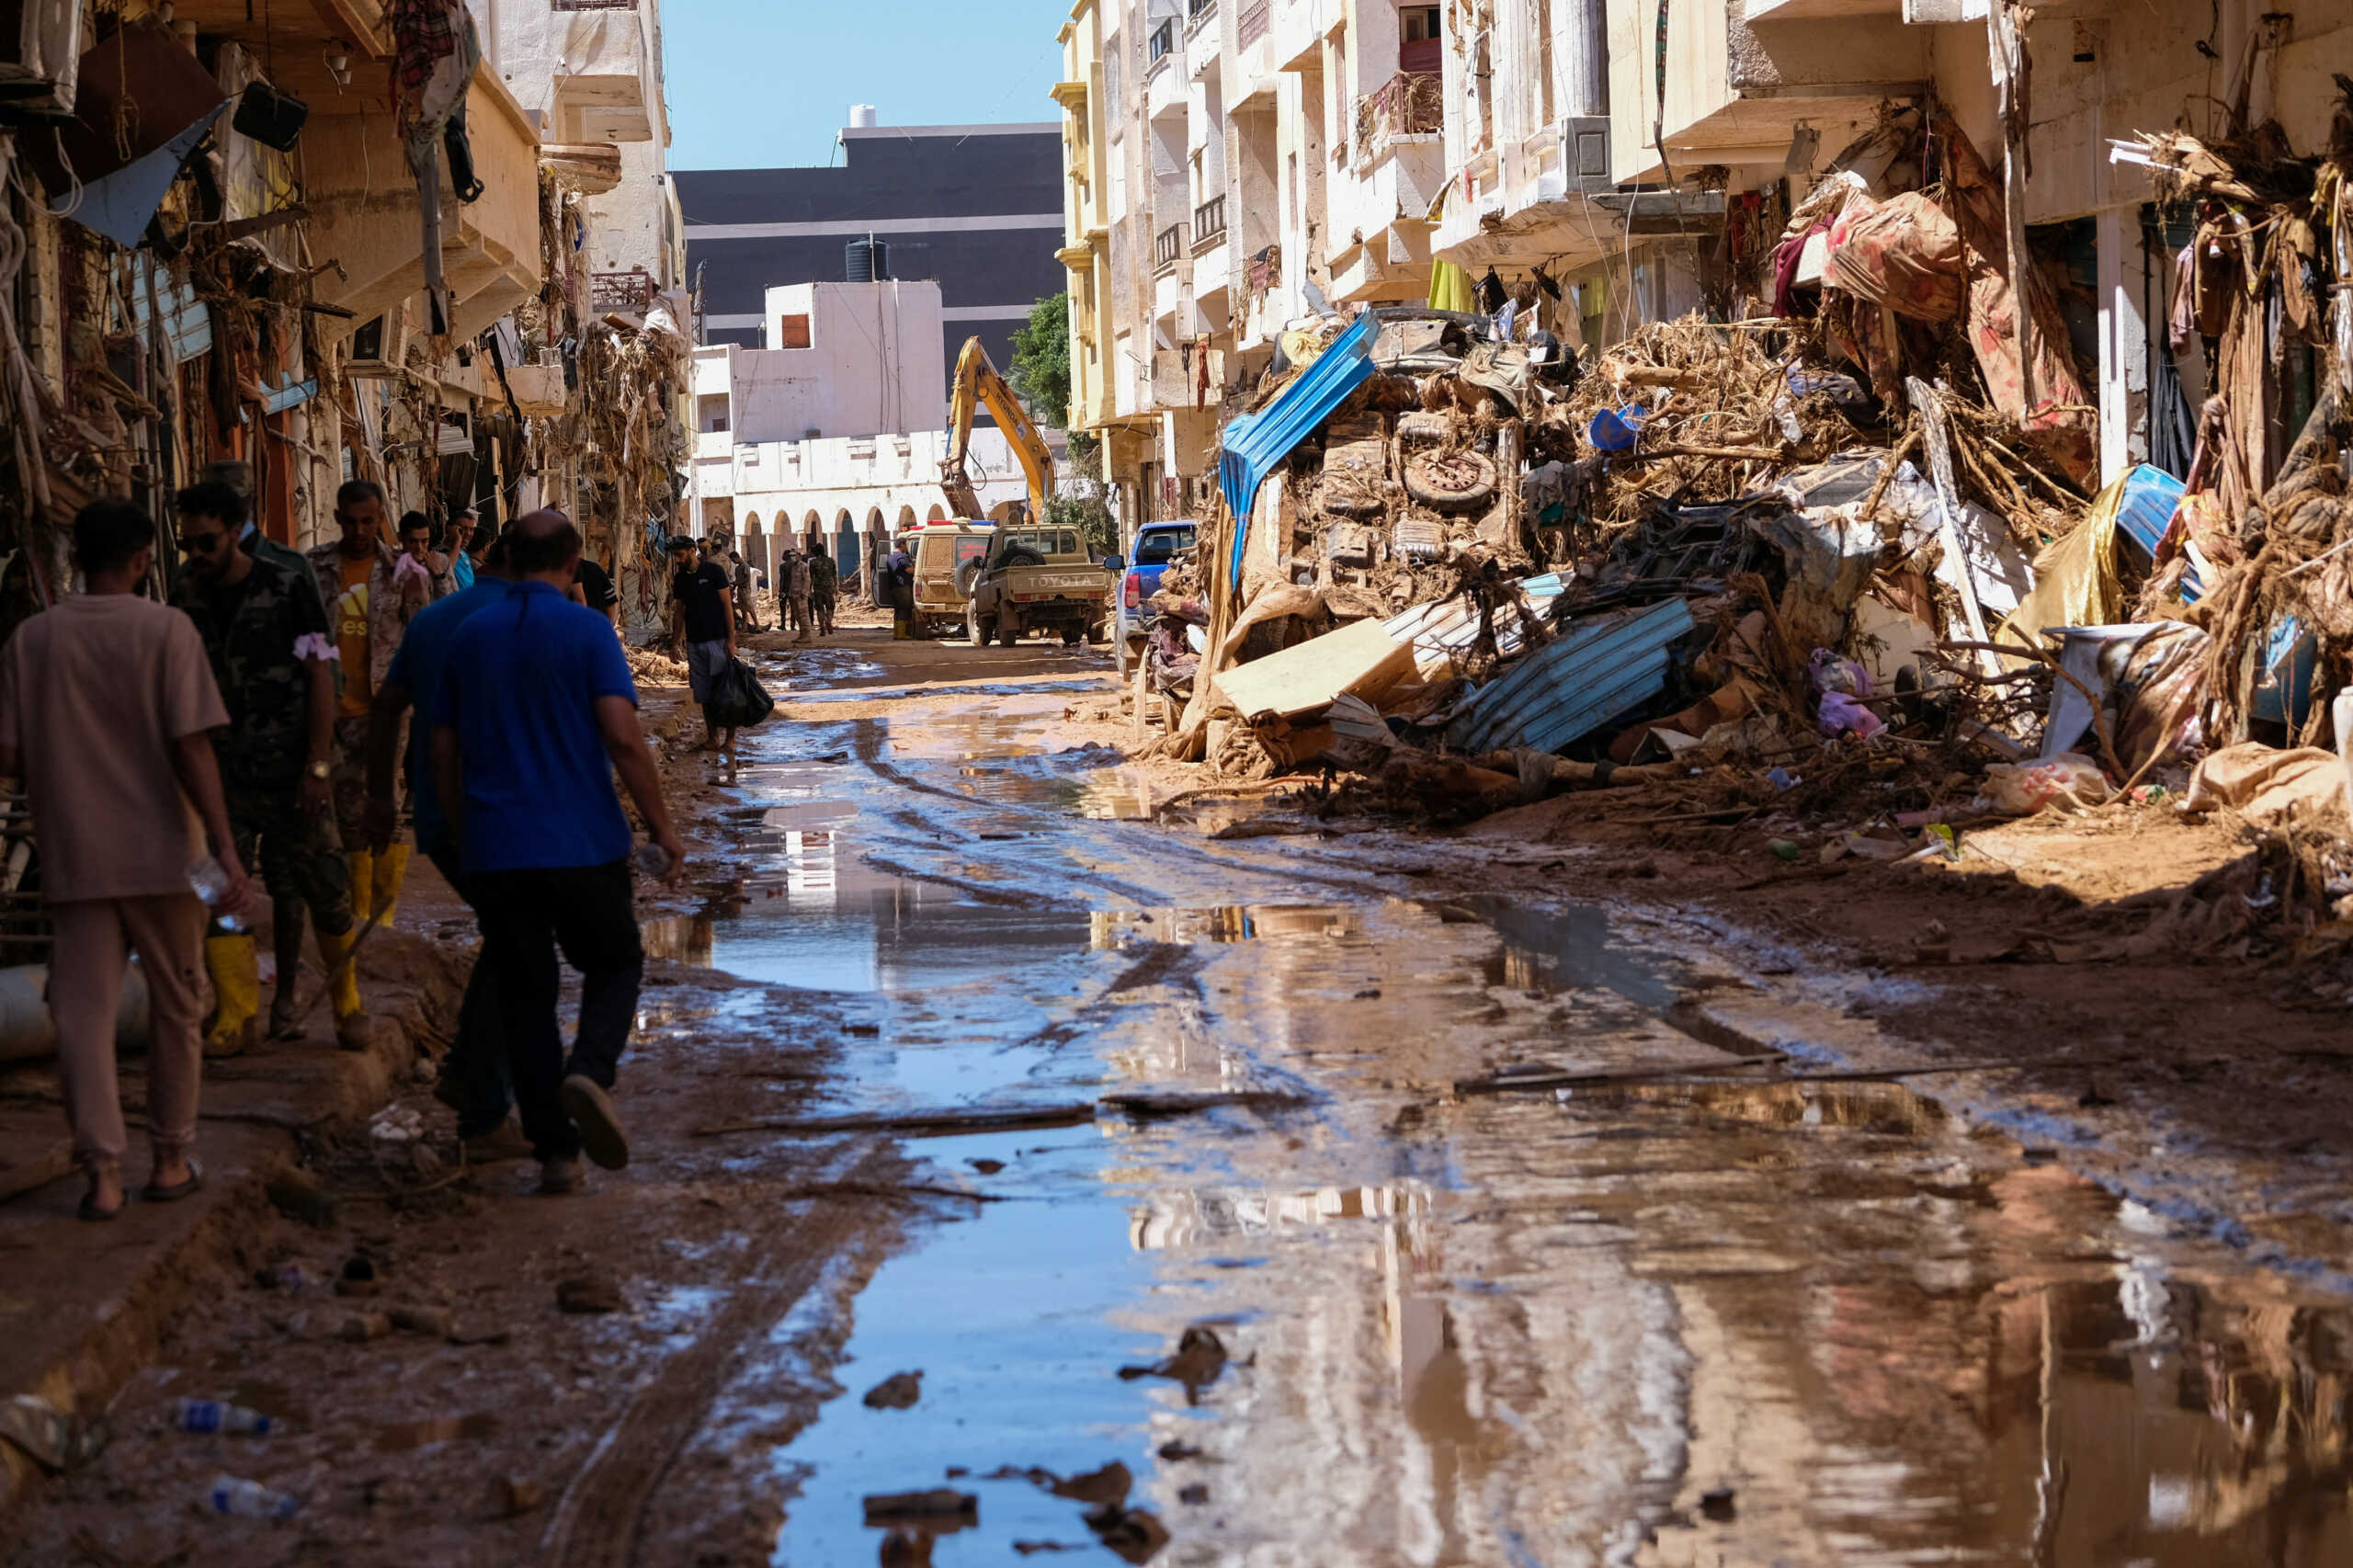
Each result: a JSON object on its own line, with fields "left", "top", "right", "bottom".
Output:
{"left": 961, "top": 524, "right": 1114, "bottom": 646}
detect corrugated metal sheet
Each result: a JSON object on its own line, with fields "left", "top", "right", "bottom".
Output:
{"left": 1217, "top": 312, "right": 1378, "bottom": 587}
{"left": 1445, "top": 599, "right": 1695, "bottom": 755}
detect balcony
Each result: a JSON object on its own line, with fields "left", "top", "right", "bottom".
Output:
{"left": 530, "top": 0, "right": 657, "bottom": 142}
{"left": 1238, "top": 0, "right": 1269, "bottom": 47}
{"left": 1148, "top": 18, "right": 1176, "bottom": 64}
{"left": 308, "top": 69, "right": 543, "bottom": 344}
{"left": 1154, "top": 222, "right": 1186, "bottom": 273}
{"left": 1191, "top": 195, "right": 1227, "bottom": 253}
{"left": 1187, "top": 0, "right": 1217, "bottom": 28}
{"left": 1355, "top": 72, "right": 1443, "bottom": 165}
{"left": 592, "top": 268, "right": 659, "bottom": 314}
{"left": 551, "top": 0, "right": 637, "bottom": 8}
{"left": 1603, "top": 0, "right": 1924, "bottom": 184}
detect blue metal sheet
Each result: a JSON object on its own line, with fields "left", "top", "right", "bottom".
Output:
{"left": 1446, "top": 598, "right": 1695, "bottom": 755}
{"left": 1217, "top": 312, "right": 1379, "bottom": 588}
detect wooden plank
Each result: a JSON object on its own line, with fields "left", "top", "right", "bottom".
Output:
{"left": 1211, "top": 616, "right": 1417, "bottom": 722}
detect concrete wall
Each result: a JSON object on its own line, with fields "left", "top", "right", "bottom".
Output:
{"left": 717, "top": 282, "right": 949, "bottom": 445}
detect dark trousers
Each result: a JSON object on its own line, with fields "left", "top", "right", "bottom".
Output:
{"left": 425, "top": 845, "right": 511, "bottom": 1139}
{"left": 471, "top": 860, "right": 644, "bottom": 1161}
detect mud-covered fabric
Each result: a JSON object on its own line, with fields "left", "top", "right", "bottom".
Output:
{"left": 173, "top": 556, "right": 333, "bottom": 792}
{"left": 222, "top": 785, "right": 354, "bottom": 937}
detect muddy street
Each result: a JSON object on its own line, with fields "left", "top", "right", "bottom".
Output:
{"left": 3, "top": 630, "right": 2346, "bottom": 1567}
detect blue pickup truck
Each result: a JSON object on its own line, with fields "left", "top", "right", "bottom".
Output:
{"left": 1113, "top": 520, "right": 1199, "bottom": 676}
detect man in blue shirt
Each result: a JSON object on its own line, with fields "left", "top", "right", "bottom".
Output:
{"left": 432, "top": 510, "right": 685, "bottom": 1194}
{"left": 365, "top": 530, "right": 521, "bottom": 1161}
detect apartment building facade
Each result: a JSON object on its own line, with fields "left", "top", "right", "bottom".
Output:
{"left": 1056, "top": 0, "right": 2353, "bottom": 520}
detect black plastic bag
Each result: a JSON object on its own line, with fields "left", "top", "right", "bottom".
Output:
{"left": 705, "top": 656, "right": 774, "bottom": 730}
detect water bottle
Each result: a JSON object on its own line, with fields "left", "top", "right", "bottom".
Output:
{"left": 176, "top": 1398, "right": 276, "bottom": 1436}
{"left": 204, "top": 1474, "right": 299, "bottom": 1519}
{"left": 632, "top": 842, "right": 672, "bottom": 880}
{"left": 186, "top": 858, "right": 245, "bottom": 933}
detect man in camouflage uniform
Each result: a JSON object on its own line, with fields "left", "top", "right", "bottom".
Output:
{"left": 172, "top": 483, "right": 372, "bottom": 1053}
{"left": 808, "top": 546, "right": 838, "bottom": 637}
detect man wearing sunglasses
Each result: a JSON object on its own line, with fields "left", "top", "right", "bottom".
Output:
{"left": 170, "top": 483, "right": 368, "bottom": 1055}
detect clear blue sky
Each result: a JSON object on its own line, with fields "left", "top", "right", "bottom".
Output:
{"left": 665, "top": 0, "right": 1074, "bottom": 171}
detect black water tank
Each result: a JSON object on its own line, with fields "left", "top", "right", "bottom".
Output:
{"left": 845, "top": 238, "right": 892, "bottom": 282}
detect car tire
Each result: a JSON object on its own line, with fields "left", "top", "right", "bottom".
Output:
{"left": 1086, "top": 621, "right": 1108, "bottom": 646}
{"left": 1062, "top": 627, "right": 1083, "bottom": 647}
{"left": 968, "top": 606, "right": 988, "bottom": 647}
{"left": 998, "top": 619, "right": 1020, "bottom": 647}
{"left": 1404, "top": 448, "right": 1499, "bottom": 510}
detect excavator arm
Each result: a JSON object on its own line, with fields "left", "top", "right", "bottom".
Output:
{"left": 940, "top": 336, "right": 1055, "bottom": 524}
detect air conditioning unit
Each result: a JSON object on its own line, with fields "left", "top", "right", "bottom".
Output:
{"left": 0, "top": 3, "right": 84, "bottom": 117}
{"left": 344, "top": 304, "right": 413, "bottom": 380}
{"left": 1557, "top": 116, "right": 1613, "bottom": 198}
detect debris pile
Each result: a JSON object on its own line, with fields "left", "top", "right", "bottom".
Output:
{"left": 1129, "top": 84, "right": 2353, "bottom": 975}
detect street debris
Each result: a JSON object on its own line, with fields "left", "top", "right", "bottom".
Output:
{"left": 862, "top": 1488, "right": 979, "bottom": 1528}
{"left": 554, "top": 1275, "right": 626, "bottom": 1315}
{"left": 862, "top": 1370, "right": 924, "bottom": 1410}
{"left": 1117, "top": 78, "right": 2353, "bottom": 988}
{"left": 1117, "top": 1325, "right": 1230, "bottom": 1404}
{"left": 203, "top": 1474, "right": 300, "bottom": 1519}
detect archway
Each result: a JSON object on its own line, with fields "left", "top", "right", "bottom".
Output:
{"left": 895, "top": 505, "right": 918, "bottom": 536}
{"left": 803, "top": 510, "right": 824, "bottom": 565}
{"left": 926, "top": 505, "right": 946, "bottom": 523}
{"left": 835, "top": 509, "right": 858, "bottom": 598}
{"left": 743, "top": 513, "right": 767, "bottom": 577}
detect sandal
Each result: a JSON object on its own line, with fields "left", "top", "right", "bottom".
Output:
{"left": 140, "top": 1159, "right": 204, "bottom": 1204}
{"left": 77, "top": 1193, "right": 122, "bottom": 1223}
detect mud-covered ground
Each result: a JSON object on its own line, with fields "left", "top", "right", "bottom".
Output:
{"left": 11, "top": 616, "right": 2353, "bottom": 1567}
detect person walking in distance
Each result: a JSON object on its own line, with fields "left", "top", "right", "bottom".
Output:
{"left": 782, "top": 545, "right": 814, "bottom": 645}
{"left": 170, "top": 483, "right": 369, "bottom": 1055}
{"left": 887, "top": 540, "right": 917, "bottom": 640}
{"left": 665, "top": 534, "right": 736, "bottom": 754}
{"left": 367, "top": 529, "right": 529, "bottom": 1162}
{"left": 430, "top": 510, "right": 686, "bottom": 1194}
{"left": 730, "top": 546, "right": 765, "bottom": 635}
{"left": 808, "top": 545, "right": 838, "bottom": 637}
{"left": 307, "top": 482, "right": 447, "bottom": 964}
{"left": 0, "top": 499, "right": 252, "bottom": 1220}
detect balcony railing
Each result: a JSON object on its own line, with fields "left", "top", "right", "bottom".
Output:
{"left": 591, "top": 268, "right": 658, "bottom": 313}
{"left": 1355, "top": 71, "right": 1444, "bottom": 159}
{"left": 1192, "top": 195, "right": 1227, "bottom": 249}
{"left": 1148, "top": 19, "right": 1176, "bottom": 62}
{"left": 1188, "top": 0, "right": 1216, "bottom": 21}
{"left": 1154, "top": 223, "right": 1186, "bottom": 272}
{"left": 1237, "top": 0, "right": 1269, "bottom": 46}
{"left": 551, "top": 0, "right": 637, "bottom": 9}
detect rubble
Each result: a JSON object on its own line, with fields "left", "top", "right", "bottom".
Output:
{"left": 1116, "top": 73, "right": 2353, "bottom": 985}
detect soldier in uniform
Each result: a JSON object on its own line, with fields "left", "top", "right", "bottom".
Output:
{"left": 172, "top": 484, "right": 373, "bottom": 1053}
{"left": 808, "top": 545, "right": 838, "bottom": 637}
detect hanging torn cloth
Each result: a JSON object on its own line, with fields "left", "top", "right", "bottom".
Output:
{"left": 389, "top": 0, "right": 483, "bottom": 336}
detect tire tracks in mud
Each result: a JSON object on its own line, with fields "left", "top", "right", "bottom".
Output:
{"left": 540, "top": 1143, "right": 906, "bottom": 1568}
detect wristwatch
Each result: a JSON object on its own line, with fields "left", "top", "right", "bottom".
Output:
{"left": 307, "top": 760, "right": 331, "bottom": 780}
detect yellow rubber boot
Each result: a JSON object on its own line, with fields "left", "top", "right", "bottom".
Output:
{"left": 369, "top": 842, "right": 412, "bottom": 926}
{"left": 202, "top": 935, "right": 260, "bottom": 1058}
{"left": 316, "top": 926, "right": 370, "bottom": 1051}
{"left": 345, "top": 849, "right": 374, "bottom": 922}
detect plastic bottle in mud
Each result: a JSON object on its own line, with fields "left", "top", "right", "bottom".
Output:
{"left": 204, "top": 1475, "right": 299, "bottom": 1518}
{"left": 175, "top": 1399, "right": 276, "bottom": 1436}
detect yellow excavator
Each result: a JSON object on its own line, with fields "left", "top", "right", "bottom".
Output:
{"left": 939, "top": 335, "right": 1055, "bottom": 521}
{"left": 937, "top": 335, "right": 1114, "bottom": 647}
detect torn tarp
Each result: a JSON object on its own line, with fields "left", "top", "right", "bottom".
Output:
{"left": 1446, "top": 598, "right": 1695, "bottom": 756}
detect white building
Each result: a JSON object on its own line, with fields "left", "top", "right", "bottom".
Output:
{"left": 687, "top": 281, "right": 1065, "bottom": 592}
{"left": 472, "top": 0, "right": 688, "bottom": 308}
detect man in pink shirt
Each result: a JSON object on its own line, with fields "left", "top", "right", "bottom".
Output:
{"left": 0, "top": 499, "right": 252, "bottom": 1220}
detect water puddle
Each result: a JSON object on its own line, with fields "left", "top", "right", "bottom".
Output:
{"left": 685, "top": 695, "right": 2353, "bottom": 1566}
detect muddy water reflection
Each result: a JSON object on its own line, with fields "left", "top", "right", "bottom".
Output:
{"left": 691, "top": 720, "right": 2353, "bottom": 1566}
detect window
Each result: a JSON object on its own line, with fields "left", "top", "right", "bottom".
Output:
{"left": 777, "top": 313, "right": 812, "bottom": 349}
{"left": 1402, "top": 6, "right": 1440, "bottom": 40}
{"left": 1134, "top": 524, "right": 1197, "bottom": 562}
{"left": 698, "top": 394, "right": 730, "bottom": 434}
{"left": 1149, "top": 19, "right": 1175, "bottom": 61}
{"left": 1401, "top": 6, "right": 1442, "bottom": 74}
